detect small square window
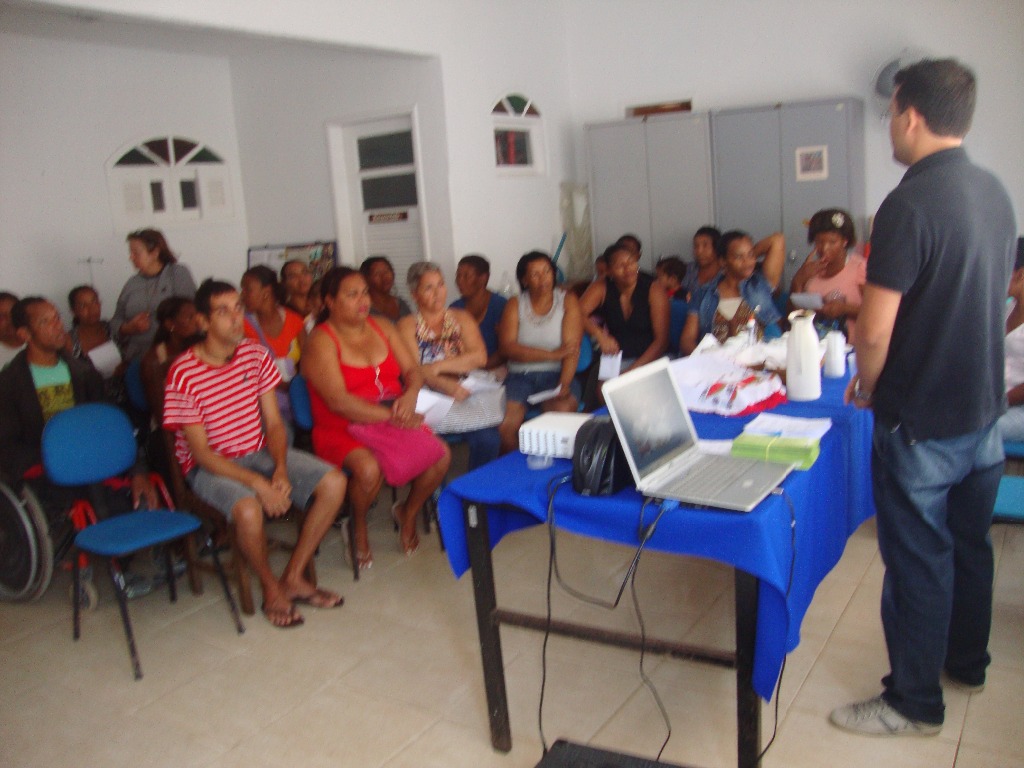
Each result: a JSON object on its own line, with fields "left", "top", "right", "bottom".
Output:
{"left": 494, "top": 129, "right": 532, "bottom": 167}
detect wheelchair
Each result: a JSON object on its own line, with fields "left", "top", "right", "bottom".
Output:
{"left": 0, "top": 479, "right": 61, "bottom": 604}
{"left": 0, "top": 473, "right": 168, "bottom": 610}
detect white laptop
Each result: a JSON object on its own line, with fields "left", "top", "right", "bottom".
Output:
{"left": 602, "top": 358, "right": 794, "bottom": 512}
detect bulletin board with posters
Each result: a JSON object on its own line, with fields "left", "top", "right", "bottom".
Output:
{"left": 246, "top": 241, "right": 338, "bottom": 282}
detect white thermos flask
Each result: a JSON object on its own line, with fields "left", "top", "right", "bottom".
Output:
{"left": 824, "top": 331, "right": 847, "bottom": 378}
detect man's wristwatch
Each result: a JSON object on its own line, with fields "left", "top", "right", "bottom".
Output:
{"left": 853, "top": 379, "right": 873, "bottom": 402}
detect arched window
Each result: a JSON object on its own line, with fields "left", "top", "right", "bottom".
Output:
{"left": 106, "top": 136, "right": 233, "bottom": 228}
{"left": 492, "top": 94, "right": 545, "bottom": 175}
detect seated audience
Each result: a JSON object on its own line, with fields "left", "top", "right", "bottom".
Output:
{"left": 139, "top": 297, "right": 199, "bottom": 421}
{"left": 0, "top": 297, "right": 159, "bottom": 594}
{"left": 67, "top": 285, "right": 116, "bottom": 359}
{"left": 680, "top": 231, "right": 785, "bottom": 355}
{"left": 655, "top": 257, "right": 691, "bottom": 357}
{"left": 399, "top": 262, "right": 502, "bottom": 471}
{"left": 655, "top": 256, "right": 688, "bottom": 300}
{"left": 497, "top": 251, "right": 583, "bottom": 453}
{"left": 682, "top": 226, "right": 723, "bottom": 300}
{"left": 164, "top": 280, "right": 346, "bottom": 628}
{"left": 360, "top": 256, "right": 413, "bottom": 322}
{"left": 998, "top": 238, "right": 1024, "bottom": 441}
{"left": 789, "top": 208, "right": 866, "bottom": 342}
{"left": 450, "top": 253, "right": 507, "bottom": 369}
{"left": 593, "top": 252, "right": 608, "bottom": 282}
{"left": 0, "top": 291, "right": 25, "bottom": 369}
{"left": 111, "top": 228, "right": 196, "bottom": 363}
{"left": 302, "top": 267, "right": 450, "bottom": 570}
{"left": 579, "top": 243, "right": 669, "bottom": 372}
{"left": 241, "top": 265, "right": 306, "bottom": 424}
{"left": 281, "top": 259, "right": 315, "bottom": 318}
{"left": 303, "top": 277, "right": 324, "bottom": 336}
{"left": 66, "top": 285, "right": 123, "bottom": 400}
{"left": 616, "top": 233, "right": 643, "bottom": 260}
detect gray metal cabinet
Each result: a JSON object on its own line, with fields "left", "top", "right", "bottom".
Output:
{"left": 586, "top": 112, "right": 714, "bottom": 273}
{"left": 712, "top": 98, "right": 865, "bottom": 288}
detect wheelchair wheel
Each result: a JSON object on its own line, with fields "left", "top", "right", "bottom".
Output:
{"left": 0, "top": 482, "right": 40, "bottom": 601}
{"left": 19, "top": 485, "right": 53, "bottom": 602}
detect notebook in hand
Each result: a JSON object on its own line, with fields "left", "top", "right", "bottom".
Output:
{"left": 602, "top": 358, "right": 794, "bottom": 512}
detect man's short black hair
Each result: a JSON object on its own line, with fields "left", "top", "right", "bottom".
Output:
{"left": 194, "top": 279, "right": 237, "bottom": 316}
{"left": 894, "top": 58, "right": 976, "bottom": 138}
{"left": 0, "top": 291, "right": 18, "bottom": 306}
{"left": 11, "top": 296, "right": 48, "bottom": 331}
{"left": 458, "top": 254, "right": 490, "bottom": 276}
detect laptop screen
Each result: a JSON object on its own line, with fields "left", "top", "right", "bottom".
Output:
{"left": 603, "top": 362, "right": 696, "bottom": 481}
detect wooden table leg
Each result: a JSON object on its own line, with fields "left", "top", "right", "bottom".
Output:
{"left": 734, "top": 569, "right": 761, "bottom": 768}
{"left": 463, "top": 501, "right": 512, "bottom": 752}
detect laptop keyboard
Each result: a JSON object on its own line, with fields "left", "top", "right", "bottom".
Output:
{"left": 661, "top": 455, "right": 753, "bottom": 498}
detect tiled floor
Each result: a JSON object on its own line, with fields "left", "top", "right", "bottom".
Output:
{"left": 1, "top": 502, "right": 1022, "bottom": 768}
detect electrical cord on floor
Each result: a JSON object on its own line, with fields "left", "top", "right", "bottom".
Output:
{"left": 756, "top": 487, "right": 798, "bottom": 764}
{"left": 538, "top": 474, "right": 672, "bottom": 757}
{"left": 629, "top": 526, "right": 673, "bottom": 761}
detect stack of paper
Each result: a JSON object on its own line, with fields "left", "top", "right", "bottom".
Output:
{"left": 730, "top": 413, "right": 833, "bottom": 469}
{"left": 730, "top": 434, "right": 819, "bottom": 469}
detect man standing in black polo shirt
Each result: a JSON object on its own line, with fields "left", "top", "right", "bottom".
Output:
{"left": 831, "top": 59, "right": 1017, "bottom": 737}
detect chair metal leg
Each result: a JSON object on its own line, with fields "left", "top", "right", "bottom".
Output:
{"left": 164, "top": 546, "right": 178, "bottom": 603}
{"left": 108, "top": 559, "right": 143, "bottom": 680}
{"left": 348, "top": 516, "right": 359, "bottom": 582}
{"left": 208, "top": 539, "right": 245, "bottom": 634}
{"left": 72, "top": 550, "right": 81, "bottom": 640}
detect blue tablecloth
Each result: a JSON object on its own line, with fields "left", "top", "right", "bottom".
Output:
{"left": 438, "top": 372, "right": 875, "bottom": 700}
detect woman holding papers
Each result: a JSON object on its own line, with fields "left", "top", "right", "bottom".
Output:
{"left": 497, "top": 251, "right": 583, "bottom": 453}
{"left": 788, "top": 209, "right": 866, "bottom": 342}
{"left": 398, "top": 261, "right": 502, "bottom": 471}
{"left": 302, "top": 267, "right": 449, "bottom": 569}
{"left": 66, "top": 284, "right": 123, "bottom": 400}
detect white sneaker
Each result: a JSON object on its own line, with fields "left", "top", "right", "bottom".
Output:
{"left": 829, "top": 695, "right": 941, "bottom": 737}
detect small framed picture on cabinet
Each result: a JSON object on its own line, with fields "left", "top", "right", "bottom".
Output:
{"left": 796, "top": 145, "right": 829, "bottom": 182}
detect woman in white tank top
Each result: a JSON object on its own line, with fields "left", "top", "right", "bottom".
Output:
{"left": 496, "top": 251, "right": 584, "bottom": 453}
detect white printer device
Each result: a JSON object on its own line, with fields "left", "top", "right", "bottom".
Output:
{"left": 518, "top": 412, "right": 593, "bottom": 459}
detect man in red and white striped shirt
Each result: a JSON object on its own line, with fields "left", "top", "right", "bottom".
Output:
{"left": 164, "top": 280, "right": 346, "bottom": 628}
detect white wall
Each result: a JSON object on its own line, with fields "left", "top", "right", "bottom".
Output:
{"left": 5, "top": 0, "right": 577, "bottom": 286}
{"left": 0, "top": 10, "right": 250, "bottom": 316}
{"left": 228, "top": 42, "right": 453, "bottom": 274}
{"left": 564, "top": 0, "right": 1024, "bottom": 237}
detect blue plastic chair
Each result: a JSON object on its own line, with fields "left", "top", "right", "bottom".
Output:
{"left": 1003, "top": 441, "right": 1024, "bottom": 460}
{"left": 668, "top": 298, "right": 689, "bottom": 357}
{"left": 42, "top": 403, "right": 240, "bottom": 679}
{"left": 289, "top": 373, "right": 314, "bottom": 431}
{"left": 993, "top": 475, "right": 1024, "bottom": 524}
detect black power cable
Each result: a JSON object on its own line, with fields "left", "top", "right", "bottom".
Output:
{"left": 538, "top": 475, "right": 672, "bottom": 758}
